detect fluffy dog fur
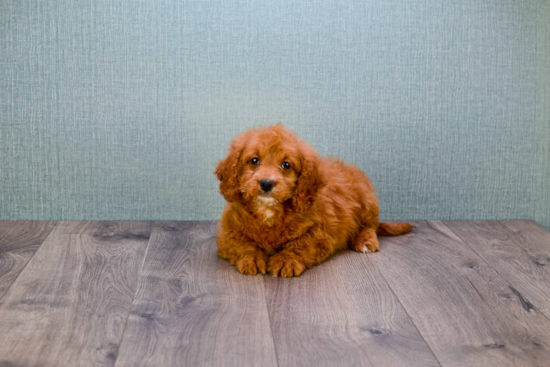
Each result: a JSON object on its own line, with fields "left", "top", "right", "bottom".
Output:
{"left": 215, "top": 123, "right": 414, "bottom": 277}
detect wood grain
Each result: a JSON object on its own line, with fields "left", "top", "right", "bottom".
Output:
{"left": 443, "top": 220, "right": 550, "bottom": 319}
{"left": 500, "top": 221, "right": 550, "bottom": 268}
{"left": 2, "top": 220, "right": 550, "bottom": 367}
{"left": 369, "top": 221, "right": 550, "bottom": 367}
{"left": 264, "top": 250, "right": 441, "bottom": 367}
{"left": 0, "top": 221, "right": 57, "bottom": 300}
{"left": 0, "top": 221, "right": 153, "bottom": 367}
{"left": 115, "top": 221, "right": 278, "bottom": 367}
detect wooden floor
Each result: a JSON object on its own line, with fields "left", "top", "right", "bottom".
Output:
{"left": 1, "top": 221, "right": 550, "bottom": 366}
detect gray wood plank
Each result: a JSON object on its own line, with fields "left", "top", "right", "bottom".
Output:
{"left": 443, "top": 220, "right": 550, "bottom": 319}
{"left": 500, "top": 220, "right": 550, "bottom": 268}
{"left": 0, "top": 221, "right": 57, "bottom": 300}
{"left": 0, "top": 221, "right": 153, "bottom": 367}
{"left": 369, "top": 221, "right": 550, "bottom": 367}
{"left": 264, "top": 250, "right": 441, "bottom": 367}
{"left": 115, "top": 221, "right": 278, "bottom": 367}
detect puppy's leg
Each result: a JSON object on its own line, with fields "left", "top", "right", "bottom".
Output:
{"left": 267, "top": 233, "right": 334, "bottom": 277}
{"left": 350, "top": 227, "right": 379, "bottom": 253}
{"left": 217, "top": 237, "right": 268, "bottom": 275}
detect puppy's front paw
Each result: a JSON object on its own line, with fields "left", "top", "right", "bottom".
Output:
{"left": 268, "top": 253, "right": 306, "bottom": 277}
{"left": 233, "top": 251, "right": 268, "bottom": 275}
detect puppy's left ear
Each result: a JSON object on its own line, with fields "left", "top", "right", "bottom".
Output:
{"left": 292, "top": 150, "right": 323, "bottom": 213}
{"left": 215, "top": 148, "right": 242, "bottom": 202}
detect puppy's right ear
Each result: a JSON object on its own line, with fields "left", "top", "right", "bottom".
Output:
{"left": 215, "top": 147, "right": 242, "bottom": 202}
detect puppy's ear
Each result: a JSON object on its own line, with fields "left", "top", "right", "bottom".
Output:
{"left": 292, "top": 150, "right": 323, "bottom": 213}
{"left": 215, "top": 148, "right": 242, "bottom": 202}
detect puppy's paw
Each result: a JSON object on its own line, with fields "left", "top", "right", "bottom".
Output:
{"left": 234, "top": 251, "right": 268, "bottom": 275}
{"left": 268, "top": 254, "right": 306, "bottom": 277}
{"left": 365, "top": 237, "right": 380, "bottom": 253}
{"left": 351, "top": 239, "right": 379, "bottom": 253}
{"left": 351, "top": 229, "right": 379, "bottom": 253}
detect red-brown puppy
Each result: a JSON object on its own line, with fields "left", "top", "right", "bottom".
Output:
{"left": 215, "top": 123, "right": 414, "bottom": 277}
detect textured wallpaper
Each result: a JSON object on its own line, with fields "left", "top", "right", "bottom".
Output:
{"left": 1, "top": 0, "right": 549, "bottom": 230}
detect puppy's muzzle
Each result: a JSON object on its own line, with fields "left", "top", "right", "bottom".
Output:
{"left": 259, "top": 179, "right": 275, "bottom": 192}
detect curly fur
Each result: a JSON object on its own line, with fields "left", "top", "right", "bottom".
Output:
{"left": 215, "top": 123, "right": 414, "bottom": 277}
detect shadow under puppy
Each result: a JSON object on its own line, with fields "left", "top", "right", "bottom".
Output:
{"left": 215, "top": 123, "right": 414, "bottom": 277}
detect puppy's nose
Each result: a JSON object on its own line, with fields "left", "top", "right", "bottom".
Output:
{"left": 259, "top": 179, "right": 275, "bottom": 192}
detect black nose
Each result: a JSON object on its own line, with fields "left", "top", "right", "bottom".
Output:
{"left": 259, "top": 179, "right": 275, "bottom": 192}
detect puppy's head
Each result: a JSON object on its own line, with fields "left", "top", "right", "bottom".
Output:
{"left": 215, "top": 123, "right": 322, "bottom": 213}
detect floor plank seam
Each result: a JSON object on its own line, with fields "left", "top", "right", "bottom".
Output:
{"left": 367, "top": 246, "right": 444, "bottom": 367}
{"left": 113, "top": 221, "right": 156, "bottom": 367}
{"left": 0, "top": 221, "right": 58, "bottom": 303}
{"left": 440, "top": 221, "right": 550, "bottom": 323}
{"left": 262, "top": 278, "right": 281, "bottom": 367}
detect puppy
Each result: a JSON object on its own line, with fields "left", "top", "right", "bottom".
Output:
{"left": 215, "top": 123, "right": 414, "bottom": 277}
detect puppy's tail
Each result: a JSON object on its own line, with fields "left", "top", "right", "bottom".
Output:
{"left": 377, "top": 222, "right": 415, "bottom": 236}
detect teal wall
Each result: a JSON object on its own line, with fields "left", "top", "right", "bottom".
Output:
{"left": 1, "top": 1, "right": 549, "bottom": 230}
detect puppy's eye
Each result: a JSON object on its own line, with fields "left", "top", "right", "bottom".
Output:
{"left": 250, "top": 158, "right": 260, "bottom": 165}
{"left": 282, "top": 162, "right": 291, "bottom": 170}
